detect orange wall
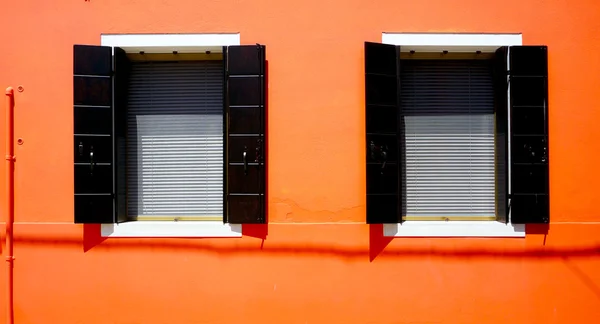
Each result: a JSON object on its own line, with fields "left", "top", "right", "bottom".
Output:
{"left": 1, "top": 1, "right": 600, "bottom": 323}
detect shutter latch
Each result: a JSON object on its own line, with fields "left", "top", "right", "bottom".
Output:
{"left": 89, "top": 146, "right": 94, "bottom": 174}
{"left": 243, "top": 146, "right": 248, "bottom": 175}
{"left": 369, "top": 140, "right": 388, "bottom": 175}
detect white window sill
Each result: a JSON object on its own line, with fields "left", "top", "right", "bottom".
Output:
{"left": 383, "top": 221, "right": 525, "bottom": 238}
{"left": 100, "top": 221, "right": 242, "bottom": 238}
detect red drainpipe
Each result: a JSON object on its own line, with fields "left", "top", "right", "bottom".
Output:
{"left": 5, "top": 87, "right": 15, "bottom": 324}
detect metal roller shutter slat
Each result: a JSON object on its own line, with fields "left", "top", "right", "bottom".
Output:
{"left": 126, "top": 61, "right": 223, "bottom": 219}
{"left": 402, "top": 60, "right": 495, "bottom": 218}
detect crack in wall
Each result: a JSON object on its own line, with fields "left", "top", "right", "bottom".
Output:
{"left": 269, "top": 198, "right": 363, "bottom": 222}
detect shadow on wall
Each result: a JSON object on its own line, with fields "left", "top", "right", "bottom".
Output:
{"left": 562, "top": 256, "right": 600, "bottom": 299}
{"left": 7, "top": 224, "right": 600, "bottom": 302}
{"left": 5, "top": 223, "right": 594, "bottom": 261}
{"left": 369, "top": 224, "right": 393, "bottom": 261}
{"left": 82, "top": 224, "right": 269, "bottom": 252}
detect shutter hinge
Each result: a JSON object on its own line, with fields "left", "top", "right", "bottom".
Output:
{"left": 507, "top": 194, "right": 512, "bottom": 220}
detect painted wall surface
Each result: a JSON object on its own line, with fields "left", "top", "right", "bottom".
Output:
{"left": 1, "top": 1, "right": 600, "bottom": 323}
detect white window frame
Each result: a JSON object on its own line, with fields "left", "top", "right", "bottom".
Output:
{"left": 381, "top": 32, "right": 525, "bottom": 238}
{"left": 99, "top": 33, "right": 242, "bottom": 238}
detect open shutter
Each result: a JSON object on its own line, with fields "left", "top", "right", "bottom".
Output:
{"left": 224, "top": 45, "right": 267, "bottom": 224}
{"left": 114, "top": 47, "right": 131, "bottom": 223}
{"left": 509, "top": 46, "right": 549, "bottom": 223}
{"left": 73, "top": 45, "right": 115, "bottom": 223}
{"left": 365, "top": 42, "right": 402, "bottom": 223}
{"left": 494, "top": 47, "right": 509, "bottom": 223}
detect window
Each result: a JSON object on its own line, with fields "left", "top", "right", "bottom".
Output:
{"left": 73, "top": 36, "right": 267, "bottom": 228}
{"left": 125, "top": 59, "right": 224, "bottom": 221}
{"left": 365, "top": 36, "right": 549, "bottom": 234}
{"left": 401, "top": 58, "right": 496, "bottom": 221}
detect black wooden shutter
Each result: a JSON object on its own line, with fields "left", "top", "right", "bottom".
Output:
{"left": 224, "top": 45, "right": 267, "bottom": 224}
{"left": 364, "top": 42, "right": 402, "bottom": 223}
{"left": 493, "top": 47, "right": 509, "bottom": 223}
{"left": 73, "top": 45, "right": 115, "bottom": 223}
{"left": 509, "top": 46, "right": 549, "bottom": 223}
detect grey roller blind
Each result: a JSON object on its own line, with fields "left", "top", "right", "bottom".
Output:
{"left": 126, "top": 60, "right": 223, "bottom": 218}
{"left": 401, "top": 60, "right": 495, "bottom": 218}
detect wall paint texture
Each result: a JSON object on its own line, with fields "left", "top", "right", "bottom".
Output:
{"left": 1, "top": 0, "right": 600, "bottom": 323}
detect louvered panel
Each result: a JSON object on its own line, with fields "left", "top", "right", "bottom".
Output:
{"left": 401, "top": 60, "right": 496, "bottom": 218}
{"left": 73, "top": 44, "right": 116, "bottom": 224}
{"left": 126, "top": 61, "right": 223, "bottom": 218}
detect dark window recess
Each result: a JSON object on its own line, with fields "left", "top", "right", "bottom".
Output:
{"left": 493, "top": 46, "right": 509, "bottom": 223}
{"left": 364, "top": 42, "right": 402, "bottom": 224}
{"left": 114, "top": 47, "right": 131, "bottom": 223}
{"left": 509, "top": 46, "right": 550, "bottom": 224}
{"left": 224, "top": 44, "right": 267, "bottom": 224}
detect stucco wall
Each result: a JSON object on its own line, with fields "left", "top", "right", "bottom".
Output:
{"left": 1, "top": 1, "right": 600, "bottom": 323}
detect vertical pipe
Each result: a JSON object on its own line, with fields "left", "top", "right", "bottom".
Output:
{"left": 5, "top": 87, "right": 15, "bottom": 324}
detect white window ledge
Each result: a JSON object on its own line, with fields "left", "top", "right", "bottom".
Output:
{"left": 100, "top": 33, "right": 240, "bottom": 53}
{"left": 382, "top": 32, "right": 522, "bottom": 53}
{"left": 384, "top": 221, "right": 525, "bottom": 238}
{"left": 101, "top": 221, "right": 242, "bottom": 238}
